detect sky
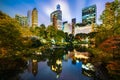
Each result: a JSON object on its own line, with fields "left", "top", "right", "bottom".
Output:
{"left": 0, "top": 0, "right": 114, "bottom": 26}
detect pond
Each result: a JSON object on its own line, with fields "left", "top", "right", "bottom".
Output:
{"left": 0, "top": 45, "right": 95, "bottom": 80}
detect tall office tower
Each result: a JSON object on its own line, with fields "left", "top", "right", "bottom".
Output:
{"left": 72, "top": 18, "right": 76, "bottom": 35}
{"left": 82, "top": 5, "right": 96, "bottom": 25}
{"left": 53, "top": 14, "right": 58, "bottom": 30}
{"left": 32, "top": 8, "right": 38, "bottom": 27}
{"left": 27, "top": 10, "right": 31, "bottom": 27}
{"left": 15, "top": 14, "right": 28, "bottom": 27}
{"left": 50, "top": 4, "right": 62, "bottom": 30}
{"left": 63, "top": 21, "right": 68, "bottom": 30}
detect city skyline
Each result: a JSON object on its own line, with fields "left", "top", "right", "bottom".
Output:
{"left": 0, "top": 0, "right": 114, "bottom": 26}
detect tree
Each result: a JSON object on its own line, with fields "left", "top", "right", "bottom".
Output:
{"left": 39, "top": 24, "right": 46, "bottom": 38}
{"left": 95, "top": 0, "right": 120, "bottom": 47}
{"left": 55, "top": 30, "right": 65, "bottom": 43}
{"left": 46, "top": 25, "right": 57, "bottom": 39}
{"left": 0, "top": 11, "right": 33, "bottom": 56}
{"left": 99, "top": 35, "right": 120, "bottom": 58}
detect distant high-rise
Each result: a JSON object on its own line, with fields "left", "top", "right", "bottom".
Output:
{"left": 27, "top": 10, "right": 31, "bottom": 27}
{"left": 53, "top": 14, "right": 58, "bottom": 30}
{"left": 50, "top": 4, "right": 62, "bottom": 30}
{"left": 32, "top": 8, "right": 38, "bottom": 27}
{"left": 72, "top": 18, "right": 76, "bottom": 34}
{"left": 15, "top": 14, "right": 28, "bottom": 27}
{"left": 82, "top": 5, "right": 96, "bottom": 25}
{"left": 63, "top": 21, "right": 68, "bottom": 30}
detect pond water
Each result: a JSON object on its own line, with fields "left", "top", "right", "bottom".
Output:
{"left": 0, "top": 45, "right": 95, "bottom": 80}
{"left": 19, "top": 46, "right": 94, "bottom": 80}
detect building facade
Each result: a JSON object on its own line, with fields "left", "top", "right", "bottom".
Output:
{"left": 15, "top": 14, "right": 28, "bottom": 27}
{"left": 82, "top": 5, "right": 96, "bottom": 25}
{"left": 63, "top": 22, "right": 72, "bottom": 34}
{"left": 32, "top": 8, "right": 38, "bottom": 27}
{"left": 72, "top": 18, "right": 76, "bottom": 35}
{"left": 27, "top": 10, "right": 31, "bottom": 27}
{"left": 53, "top": 14, "right": 58, "bottom": 30}
{"left": 75, "top": 25, "right": 93, "bottom": 35}
{"left": 50, "top": 4, "right": 62, "bottom": 30}
{"left": 63, "top": 21, "right": 68, "bottom": 30}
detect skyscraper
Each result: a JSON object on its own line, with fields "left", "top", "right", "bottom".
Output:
{"left": 32, "top": 8, "right": 38, "bottom": 27}
{"left": 63, "top": 21, "right": 68, "bottom": 30}
{"left": 53, "top": 14, "right": 58, "bottom": 30}
{"left": 82, "top": 5, "right": 96, "bottom": 25}
{"left": 50, "top": 4, "right": 62, "bottom": 30}
{"left": 72, "top": 18, "right": 76, "bottom": 35}
{"left": 27, "top": 10, "right": 31, "bottom": 27}
{"left": 15, "top": 14, "right": 28, "bottom": 27}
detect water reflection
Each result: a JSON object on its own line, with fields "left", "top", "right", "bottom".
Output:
{"left": 0, "top": 57, "right": 27, "bottom": 80}
{"left": 0, "top": 45, "right": 95, "bottom": 80}
{"left": 19, "top": 46, "right": 94, "bottom": 80}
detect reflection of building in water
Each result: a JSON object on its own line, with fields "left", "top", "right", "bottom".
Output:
{"left": 27, "top": 60, "right": 32, "bottom": 72}
{"left": 63, "top": 49, "right": 89, "bottom": 59}
{"left": 47, "top": 59, "right": 62, "bottom": 78}
{"left": 82, "top": 63, "right": 95, "bottom": 77}
{"left": 63, "top": 49, "right": 90, "bottom": 64}
{"left": 32, "top": 59, "right": 38, "bottom": 76}
{"left": 27, "top": 59, "right": 38, "bottom": 76}
{"left": 52, "top": 59, "right": 62, "bottom": 78}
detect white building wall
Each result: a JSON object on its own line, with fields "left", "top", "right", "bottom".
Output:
{"left": 63, "top": 23, "right": 72, "bottom": 34}
{"left": 75, "top": 25, "right": 92, "bottom": 35}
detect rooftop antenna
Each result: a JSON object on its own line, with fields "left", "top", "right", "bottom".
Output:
{"left": 56, "top": 0, "right": 61, "bottom": 10}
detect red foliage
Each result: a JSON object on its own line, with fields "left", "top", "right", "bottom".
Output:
{"left": 99, "top": 35, "right": 120, "bottom": 53}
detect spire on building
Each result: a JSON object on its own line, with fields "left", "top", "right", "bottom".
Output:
{"left": 56, "top": 4, "right": 61, "bottom": 10}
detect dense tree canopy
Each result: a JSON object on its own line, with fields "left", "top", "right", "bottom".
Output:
{"left": 0, "top": 11, "right": 33, "bottom": 56}
{"left": 95, "top": 0, "right": 120, "bottom": 47}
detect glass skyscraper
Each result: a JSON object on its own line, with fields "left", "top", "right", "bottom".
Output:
{"left": 82, "top": 5, "right": 96, "bottom": 25}
{"left": 50, "top": 4, "right": 62, "bottom": 30}
{"left": 27, "top": 10, "right": 31, "bottom": 27}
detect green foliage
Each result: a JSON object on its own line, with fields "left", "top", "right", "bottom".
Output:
{"left": 55, "top": 30, "right": 65, "bottom": 42}
{"left": 33, "top": 24, "right": 66, "bottom": 44}
{"left": 75, "top": 33, "right": 87, "bottom": 39}
{"left": 88, "top": 32, "right": 97, "bottom": 38}
{"left": 87, "top": 48, "right": 113, "bottom": 63}
{"left": 95, "top": 0, "right": 120, "bottom": 47}
{"left": 95, "top": 25, "right": 112, "bottom": 46}
{"left": 46, "top": 25, "right": 57, "bottom": 38}
{"left": 0, "top": 11, "right": 33, "bottom": 56}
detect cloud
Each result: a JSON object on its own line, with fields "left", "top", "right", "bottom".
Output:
{"left": 44, "top": 6, "right": 54, "bottom": 17}
{"left": 42, "top": 0, "right": 72, "bottom": 23}
{"left": 58, "top": 0, "right": 72, "bottom": 22}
